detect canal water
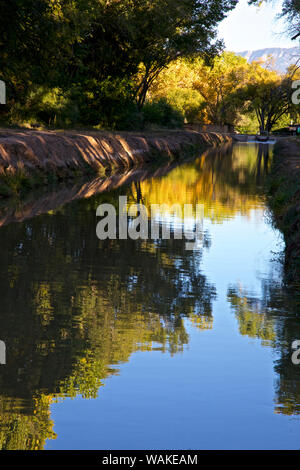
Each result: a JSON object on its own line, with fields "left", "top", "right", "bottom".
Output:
{"left": 1, "top": 143, "right": 300, "bottom": 450}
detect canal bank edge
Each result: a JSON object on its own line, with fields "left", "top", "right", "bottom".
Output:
{"left": 267, "top": 138, "right": 300, "bottom": 282}
{"left": 0, "top": 129, "right": 231, "bottom": 198}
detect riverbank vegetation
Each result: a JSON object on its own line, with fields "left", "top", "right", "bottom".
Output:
{"left": 267, "top": 138, "right": 300, "bottom": 282}
{"left": 0, "top": 0, "right": 238, "bottom": 130}
{"left": 149, "top": 52, "right": 300, "bottom": 133}
{"left": 1, "top": 1, "right": 299, "bottom": 133}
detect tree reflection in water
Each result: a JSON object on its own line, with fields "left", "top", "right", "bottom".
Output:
{"left": 227, "top": 278, "right": 300, "bottom": 417}
{"left": 0, "top": 195, "right": 215, "bottom": 449}
{"left": 0, "top": 142, "right": 294, "bottom": 449}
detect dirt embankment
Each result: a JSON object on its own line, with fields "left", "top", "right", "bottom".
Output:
{"left": 267, "top": 138, "right": 300, "bottom": 282}
{"left": 0, "top": 128, "right": 231, "bottom": 197}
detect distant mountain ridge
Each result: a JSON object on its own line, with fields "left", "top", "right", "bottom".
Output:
{"left": 237, "top": 47, "right": 300, "bottom": 73}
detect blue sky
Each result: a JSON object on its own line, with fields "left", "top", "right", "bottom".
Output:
{"left": 218, "top": 0, "right": 295, "bottom": 51}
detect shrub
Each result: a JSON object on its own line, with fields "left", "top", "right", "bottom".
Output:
{"left": 76, "top": 77, "right": 138, "bottom": 129}
{"left": 143, "top": 98, "right": 184, "bottom": 128}
{"left": 8, "top": 87, "right": 79, "bottom": 127}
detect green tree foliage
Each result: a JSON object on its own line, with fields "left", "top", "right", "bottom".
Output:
{"left": 0, "top": 0, "right": 238, "bottom": 128}
{"left": 192, "top": 52, "right": 250, "bottom": 126}
{"left": 0, "top": 1, "right": 96, "bottom": 105}
{"left": 128, "top": 0, "right": 239, "bottom": 108}
{"left": 149, "top": 53, "right": 251, "bottom": 127}
{"left": 148, "top": 58, "right": 206, "bottom": 122}
{"left": 150, "top": 51, "right": 298, "bottom": 132}
{"left": 236, "top": 63, "right": 294, "bottom": 132}
{"left": 143, "top": 98, "right": 184, "bottom": 128}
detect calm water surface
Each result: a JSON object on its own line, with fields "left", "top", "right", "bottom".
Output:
{"left": 1, "top": 143, "right": 300, "bottom": 450}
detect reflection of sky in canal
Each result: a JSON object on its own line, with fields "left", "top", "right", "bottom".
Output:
{"left": 1, "top": 143, "right": 300, "bottom": 450}
{"left": 46, "top": 146, "right": 295, "bottom": 450}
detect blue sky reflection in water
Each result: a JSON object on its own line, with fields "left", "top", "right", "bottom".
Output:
{"left": 1, "top": 143, "right": 300, "bottom": 450}
{"left": 46, "top": 144, "right": 300, "bottom": 449}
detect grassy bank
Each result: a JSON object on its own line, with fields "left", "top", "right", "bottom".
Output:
{"left": 267, "top": 138, "right": 300, "bottom": 282}
{"left": 0, "top": 128, "right": 231, "bottom": 198}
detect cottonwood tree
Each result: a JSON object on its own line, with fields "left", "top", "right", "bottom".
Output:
{"left": 192, "top": 52, "right": 250, "bottom": 126}
{"left": 127, "top": 0, "right": 239, "bottom": 108}
{"left": 0, "top": 0, "right": 239, "bottom": 125}
{"left": 0, "top": 0, "right": 100, "bottom": 119}
{"left": 239, "top": 63, "right": 294, "bottom": 133}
